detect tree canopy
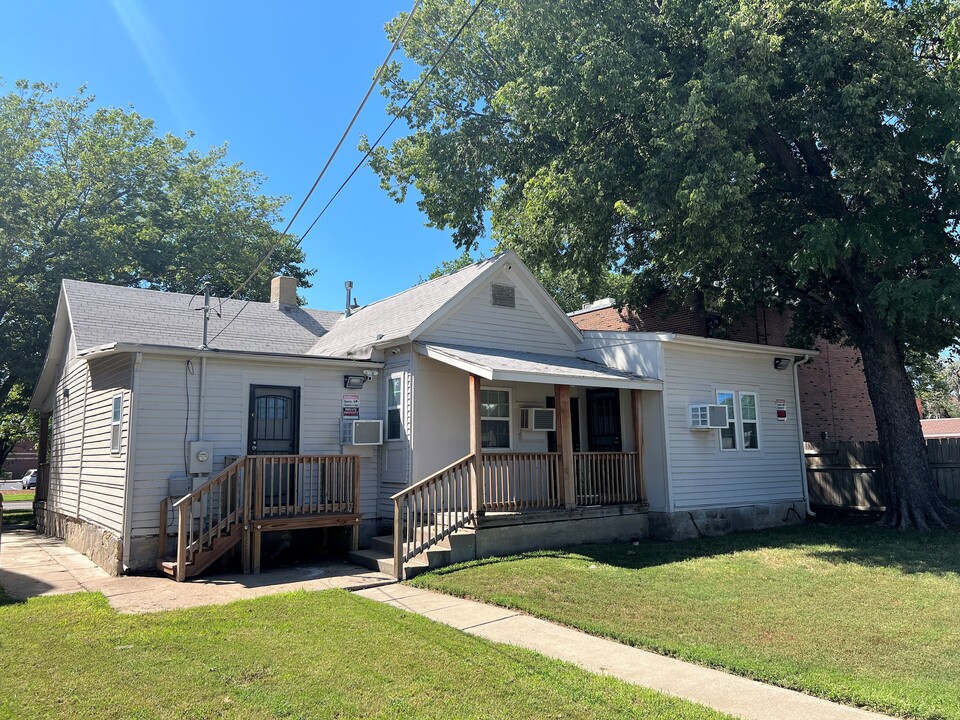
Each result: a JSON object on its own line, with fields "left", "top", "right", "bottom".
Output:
{"left": 0, "top": 80, "right": 310, "bottom": 463}
{"left": 371, "top": 0, "right": 960, "bottom": 528}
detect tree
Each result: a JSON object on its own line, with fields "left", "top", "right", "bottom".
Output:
{"left": 0, "top": 80, "right": 311, "bottom": 464}
{"left": 369, "top": 0, "right": 960, "bottom": 529}
{"left": 910, "top": 351, "right": 960, "bottom": 418}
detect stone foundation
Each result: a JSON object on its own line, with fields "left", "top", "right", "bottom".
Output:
{"left": 37, "top": 503, "right": 123, "bottom": 575}
{"left": 648, "top": 500, "right": 806, "bottom": 541}
{"left": 473, "top": 506, "right": 649, "bottom": 558}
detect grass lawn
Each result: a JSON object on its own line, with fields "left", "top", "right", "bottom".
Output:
{"left": 1, "top": 491, "right": 35, "bottom": 502}
{"left": 0, "top": 589, "right": 733, "bottom": 720}
{"left": 412, "top": 523, "right": 960, "bottom": 720}
{"left": 1, "top": 508, "right": 34, "bottom": 527}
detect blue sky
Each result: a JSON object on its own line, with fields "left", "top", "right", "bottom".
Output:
{"left": 1, "top": 1, "right": 487, "bottom": 310}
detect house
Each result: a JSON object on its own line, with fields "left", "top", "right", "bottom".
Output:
{"left": 570, "top": 297, "right": 877, "bottom": 443}
{"left": 920, "top": 418, "right": 960, "bottom": 439}
{"left": 30, "top": 251, "right": 814, "bottom": 579}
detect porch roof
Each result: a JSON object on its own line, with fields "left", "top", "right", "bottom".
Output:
{"left": 415, "top": 343, "right": 662, "bottom": 390}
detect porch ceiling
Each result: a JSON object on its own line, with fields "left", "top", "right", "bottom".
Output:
{"left": 415, "top": 342, "right": 662, "bottom": 390}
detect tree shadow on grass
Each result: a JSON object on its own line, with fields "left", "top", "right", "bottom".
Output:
{"left": 426, "top": 522, "right": 960, "bottom": 579}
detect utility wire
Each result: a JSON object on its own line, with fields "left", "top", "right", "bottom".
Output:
{"left": 205, "top": 0, "right": 487, "bottom": 348}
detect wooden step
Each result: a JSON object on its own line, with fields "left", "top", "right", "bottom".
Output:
{"left": 158, "top": 530, "right": 241, "bottom": 580}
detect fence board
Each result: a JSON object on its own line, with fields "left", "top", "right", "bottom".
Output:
{"left": 805, "top": 439, "right": 960, "bottom": 510}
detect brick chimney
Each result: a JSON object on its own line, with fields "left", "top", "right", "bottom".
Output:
{"left": 271, "top": 276, "right": 298, "bottom": 308}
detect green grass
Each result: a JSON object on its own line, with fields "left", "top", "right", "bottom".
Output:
{"left": 411, "top": 523, "right": 960, "bottom": 720}
{"left": 1, "top": 491, "right": 35, "bottom": 502}
{"left": 1, "top": 508, "right": 34, "bottom": 527}
{"left": 0, "top": 589, "right": 732, "bottom": 720}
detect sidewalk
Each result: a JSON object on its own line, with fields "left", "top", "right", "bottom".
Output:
{"left": 0, "top": 528, "right": 393, "bottom": 613}
{"left": 356, "top": 584, "right": 894, "bottom": 720}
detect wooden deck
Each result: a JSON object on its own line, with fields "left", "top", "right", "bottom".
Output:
{"left": 158, "top": 454, "right": 361, "bottom": 580}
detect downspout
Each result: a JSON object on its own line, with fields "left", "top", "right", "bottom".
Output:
{"left": 793, "top": 354, "right": 815, "bottom": 517}
{"left": 121, "top": 351, "right": 142, "bottom": 571}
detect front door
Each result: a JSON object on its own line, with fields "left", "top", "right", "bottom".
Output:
{"left": 248, "top": 386, "right": 300, "bottom": 508}
{"left": 248, "top": 385, "right": 300, "bottom": 455}
{"left": 586, "top": 389, "right": 622, "bottom": 452}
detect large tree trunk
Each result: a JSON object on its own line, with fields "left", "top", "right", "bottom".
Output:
{"left": 855, "top": 318, "right": 960, "bottom": 530}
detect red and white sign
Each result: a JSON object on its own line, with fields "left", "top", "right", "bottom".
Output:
{"left": 776, "top": 399, "right": 787, "bottom": 421}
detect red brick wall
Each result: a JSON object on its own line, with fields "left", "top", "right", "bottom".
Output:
{"left": 573, "top": 300, "right": 878, "bottom": 442}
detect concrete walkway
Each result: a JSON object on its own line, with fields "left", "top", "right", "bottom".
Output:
{"left": 356, "top": 584, "right": 894, "bottom": 720}
{"left": 0, "top": 528, "right": 393, "bottom": 613}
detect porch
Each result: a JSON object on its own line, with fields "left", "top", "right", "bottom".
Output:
{"left": 157, "top": 454, "right": 361, "bottom": 581}
{"left": 385, "top": 365, "right": 652, "bottom": 579}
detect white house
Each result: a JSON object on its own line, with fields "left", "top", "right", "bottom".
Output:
{"left": 30, "top": 251, "right": 814, "bottom": 579}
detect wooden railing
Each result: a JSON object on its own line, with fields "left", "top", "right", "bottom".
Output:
{"left": 482, "top": 452, "right": 562, "bottom": 511}
{"left": 159, "top": 454, "right": 360, "bottom": 580}
{"left": 253, "top": 454, "right": 360, "bottom": 518}
{"left": 392, "top": 454, "right": 473, "bottom": 580}
{"left": 167, "top": 456, "right": 247, "bottom": 582}
{"left": 574, "top": 452, "right": 639, "bottom": 506}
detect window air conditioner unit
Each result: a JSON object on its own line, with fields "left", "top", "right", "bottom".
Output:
{"left": 688, "top": 404, "right": 729, "bottom": 430}
{"left": 341, "top": 419, "right": 383, "bottom": 446}
{"left": 520, "top": 407, "right": 556, "bottom": 432}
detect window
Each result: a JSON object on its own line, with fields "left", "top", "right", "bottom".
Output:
{"left": 111, "top": 393, "right": 123, "bottom": 453}
{"left": 481, "top": 388, "right": 511, "bottom": 449}
{"left": 740, "top": 392, "right": 760, "bottom": 450}
{"left": 386, "top": 376, "right": 403, "bottom": 441}
{"left": 717, "top": 390, "right": 760, "bottom": 452}
{"left": 717, "top": 391, "right": 737, "bottom": 450}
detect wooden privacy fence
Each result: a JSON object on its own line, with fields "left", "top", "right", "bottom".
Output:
{"left": 805, "top": 439, "right": 960, "bottom": 510}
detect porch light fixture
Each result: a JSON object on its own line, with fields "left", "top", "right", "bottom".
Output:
{"left": 344, "top": 375, "right": 366, "bottom": 390}
{"left": 773, "top": 357, "right": 791, "bottom": 370}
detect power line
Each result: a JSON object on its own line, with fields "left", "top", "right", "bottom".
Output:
{"left": 219, "top": 0, "right": 423, "bottom": 305}
{"left": 206, "top": 0, "right": 488, "bottom": 348}
{"left": 297, "top": 0, "right": 488, "bottom": 248}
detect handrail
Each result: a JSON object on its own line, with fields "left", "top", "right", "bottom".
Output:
{"left": 482, "top": 452, "right": 562, "bottom": 511}
{"left": 393, "top": 453, "right": 474, "bottom": 580}
{"left": 574, "top": 451, "right": 640, "bottom": 505}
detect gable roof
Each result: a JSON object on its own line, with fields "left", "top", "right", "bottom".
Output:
{"left": 308, "top": 251, "right": 583, "bottom": 358}
{"left": 62, "top": 279, "right": 340, "bottom": 356}
{"left": 920, "top": 418, "right": 960, "bottom": 438}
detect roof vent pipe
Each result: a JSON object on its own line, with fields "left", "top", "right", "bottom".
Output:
{"left": 344, "top": 280, "right": 354, "bottom": 317}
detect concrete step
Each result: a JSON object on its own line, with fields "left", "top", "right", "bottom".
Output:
{"left": 348, "top": 547, "right": 431, "bottom": 580}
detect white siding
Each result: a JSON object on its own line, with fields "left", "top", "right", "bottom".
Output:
{"left": 379, "top": 348, "right": 413, "bottom": 518}
{"left": 578, "top": 332, "right": 663, "bottom": 380}
{"left": 131, "top": 354, "right": 380, "bottom": 537}
{"left": 419, "top": 267, "right": 576, "bottom": 355}
{"left": 661, "top": 344, "right": 805, "bottom": 510}
{"left": 47, "top": 348, "right": 131, "bottom": 535}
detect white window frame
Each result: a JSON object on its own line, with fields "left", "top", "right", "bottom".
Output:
{"left": 110, "top": 393, "right": 123, "bottom": 454}
{"left": 716, "top": 390, "right": 738, "bottom": 452}
{"left": 480, "top": 386, "right": 512, "bottom": 451}
{"left": 385, "top": 374, "right": 404, "bottom": 442}
{"left": 716, "top": 389, "right": 761, "bottom": 453}
{"left": 739, "top": 391, "right": 761, "bottom": 452}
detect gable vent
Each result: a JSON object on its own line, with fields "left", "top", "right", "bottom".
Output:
{"left": 491, "top": 283, "right": 516, "bottom": 308}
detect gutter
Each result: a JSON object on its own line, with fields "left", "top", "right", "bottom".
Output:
{"left": 76, "top": 342, "right": 383, "bottom": 369}
{"left": 121, "top": 351, "right": 142, "bottom": 571}
{"left": 792, "top": 353, "right": 815, "bottom": 517}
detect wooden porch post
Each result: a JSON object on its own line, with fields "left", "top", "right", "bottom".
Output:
{"left": 631, "top": 389, "right": 646, "bottom": 505}
{"left": 469, "top": 374, "right": 484, "bottom": 515}
{"left": 556, "top": 384, "right": 576, "bottom": 509}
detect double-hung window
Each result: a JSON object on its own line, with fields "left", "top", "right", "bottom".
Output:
{"left": 480, "top": 388, "right": 511, "bottom": 449}
{"left": 110, "top": 393, "right": 123, "bottom": 453}
{"left": 716, "top": 390, "right": 760, "bottom": 452}
{"left": 386, "top": 375, "right": 403, "bottom": 441}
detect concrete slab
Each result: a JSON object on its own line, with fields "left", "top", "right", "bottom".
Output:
{"left": 355, "top": 585, "right": 895, "bottom": 720}
{"left": 0, "top": 528, "right": 395, "bottom": 613}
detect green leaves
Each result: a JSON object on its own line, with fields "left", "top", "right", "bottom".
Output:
{"left": 0, "top": 81, "right": 312, "bottom": 460}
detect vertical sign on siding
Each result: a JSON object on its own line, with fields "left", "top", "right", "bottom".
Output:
{"left": 776, "top": 399, "right": 787, "bottom": 421}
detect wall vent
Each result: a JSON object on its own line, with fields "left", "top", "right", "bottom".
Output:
{"left": 492, "top": 283, "right": 516, "bottom": 308}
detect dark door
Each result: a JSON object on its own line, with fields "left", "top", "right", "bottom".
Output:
{"left": 248, "top": 386, "right": 300, "bottom": 455}
{"left": 547, "top": 396, "right": 581, "bottom": 453}
{"left": 586, "top": 389, "right": 622, "bottom": 452}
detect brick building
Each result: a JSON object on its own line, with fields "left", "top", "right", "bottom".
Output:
{"left": 570, "top": 297, "right": 878, "bottom": 442}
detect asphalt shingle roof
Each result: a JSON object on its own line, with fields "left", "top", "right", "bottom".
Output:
{"left": 63, "top": 280, "right": 342, "bottom": 356}
{"left": 920, "top": 418, "right": 960, "bottom": 438}
{"left": 306, "top": 256, "right": 499, "bottom": 358}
